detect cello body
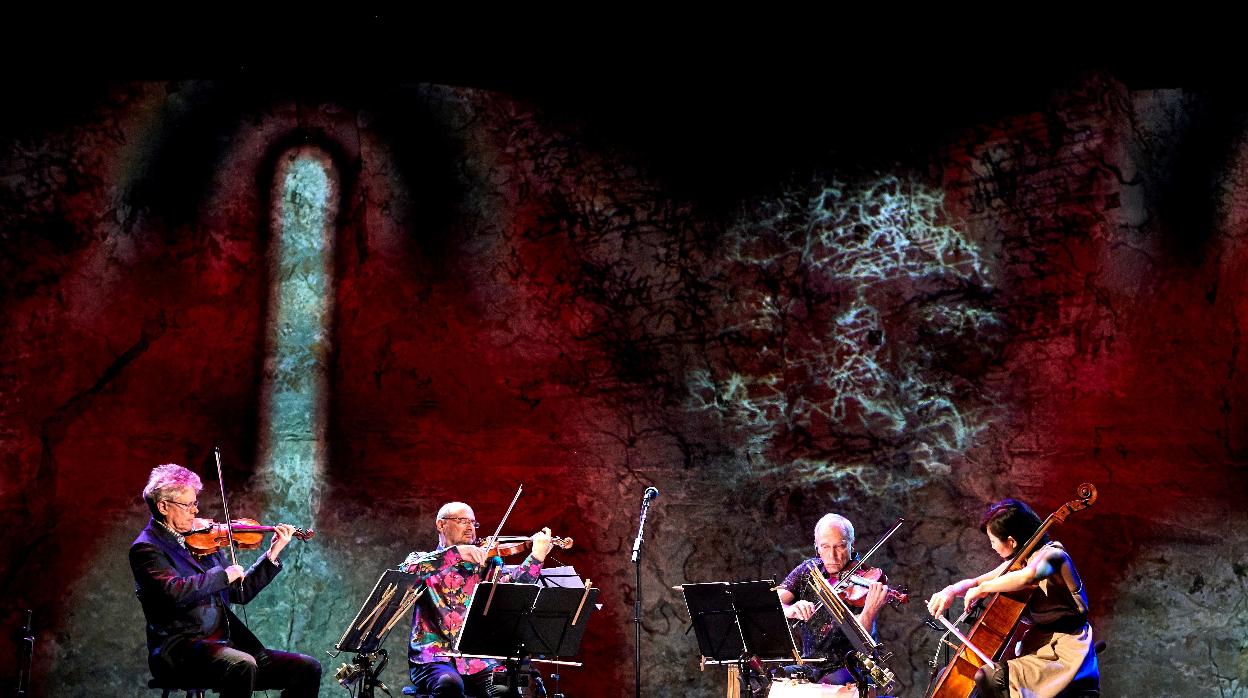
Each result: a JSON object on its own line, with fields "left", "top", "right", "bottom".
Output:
{"left": 926, "top": 483, "right": 1097, "bottom": 698}
{"left": 927, "top": 588, "right": 1029, "bottom": 697}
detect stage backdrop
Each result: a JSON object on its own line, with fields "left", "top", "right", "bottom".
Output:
{"left": 2, "top": 72, "right": 1246, "bottom": 696}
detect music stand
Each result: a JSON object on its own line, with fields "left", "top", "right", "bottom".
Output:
{"left": 453, "top": 582, "right": 599, "bottom": 697}
{"left": 330, "top": 569, "right": 423, "bottom": 698}
{"left": 524, "top": 585, "right": 600, "bottom": 660}
{"left": 680, "top": 580, "right": 801, "bottom": 695}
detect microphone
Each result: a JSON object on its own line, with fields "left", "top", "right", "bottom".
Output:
{"left": 632, "top": 487, "right": 659, "bottom": 563}
{"left": 630, "top": 487, "right": 660, "bottom": 698}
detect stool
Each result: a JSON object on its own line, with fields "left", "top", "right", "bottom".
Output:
{"left": 148, "top": 677, "right": 213, "bottom": 697}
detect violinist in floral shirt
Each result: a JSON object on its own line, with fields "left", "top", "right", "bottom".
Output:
{"left": 401, "top": 501, "right": 552, "bottom": 697}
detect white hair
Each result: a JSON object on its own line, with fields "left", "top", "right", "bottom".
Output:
{"left": 814, "top": 513, "right": 855, "bottom": 545}
{"left": 142, "top": 463, "right": 202, "bottom": 517}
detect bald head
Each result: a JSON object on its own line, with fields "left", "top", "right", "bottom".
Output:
{"left": 435, "top": 501, "right": 478, "bottom": 547}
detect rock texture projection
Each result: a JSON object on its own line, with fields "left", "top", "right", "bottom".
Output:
{"left": 2, "top": 71, "right": 1247, "bottom": 696}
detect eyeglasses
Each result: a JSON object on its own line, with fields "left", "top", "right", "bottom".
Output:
{"left": 440, "top": 517, "right": 480, "bottom": 528}
{"left": 164, "top": 499, "right": 199, "bottom": 512}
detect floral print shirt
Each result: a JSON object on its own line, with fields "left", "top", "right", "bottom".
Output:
{"left": 401, "top": 546, "right": 543, "bottom": 675}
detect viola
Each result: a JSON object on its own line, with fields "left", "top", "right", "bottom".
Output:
{"left": 835, "top": 566, "right": 909, "bottom": 608}
{"left": 803, "top": 559, "right": 899, "bottom": 693}
{"left": 185, "top": 517, "right": 314, "bottom": 557}
{"left": 476, "top": 534, "right": 573, "bottom": 557}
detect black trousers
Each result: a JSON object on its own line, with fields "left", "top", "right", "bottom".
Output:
{"left": 410, "top": 662, "right": 494, "bottom": 698}
{"left": 163, "top": 639, "right": 322, "bottom": 697}
{"left": 411, "top": 661, "right": 548, "bottom": 698}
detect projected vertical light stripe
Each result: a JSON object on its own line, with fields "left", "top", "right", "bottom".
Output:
{"left": 258, "top": 146, "right": 336, "bottom": 525}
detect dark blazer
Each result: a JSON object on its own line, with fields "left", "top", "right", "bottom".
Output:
{"left": 129, "top": 518, "right": 282, "bottom": 677}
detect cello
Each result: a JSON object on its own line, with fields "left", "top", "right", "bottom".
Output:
{"left": 925, "top": 483, "right": 1097, "bottom": 698}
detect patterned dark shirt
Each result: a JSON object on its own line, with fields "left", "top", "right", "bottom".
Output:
{"left": 778, "top": 558, "right": 877, "bottom": 664}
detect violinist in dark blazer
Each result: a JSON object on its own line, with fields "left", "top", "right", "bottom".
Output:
{"left": 129, "top": 463, "right": 320, "bottom": 697}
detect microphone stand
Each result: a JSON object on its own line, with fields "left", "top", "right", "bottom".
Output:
{"left": 15, "top": 609, "right": 33, "bottom": 697}
{"left": 631, "top": 488, "right": 657, "bottom": 698}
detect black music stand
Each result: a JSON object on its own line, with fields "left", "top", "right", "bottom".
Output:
{"left": 330, "top": 569, "right": 423, "bottom": 698}
{"left": 680, "top": 580, "right": 801, "bottom": 696}
{"left": 524, "top": 585, "right": 600, "bottom": 660}
{"left": 453, "top": 581, "right": 599, "bottom": 697}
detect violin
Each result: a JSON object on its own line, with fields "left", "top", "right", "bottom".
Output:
{"left": 185, "top": 517, "right": 314, "bottom": 557}
{"left": 475, "top": 534, "right": 573, "bottom": 557}
{"left": 835, "top": 566, "right": 909, "bottom": 608}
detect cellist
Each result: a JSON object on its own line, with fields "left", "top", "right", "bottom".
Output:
{"left": 926, "top": 498, "right": 1099, "bottom": 698}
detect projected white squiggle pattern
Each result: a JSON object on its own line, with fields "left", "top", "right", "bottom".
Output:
{"left": 689, "top": 175, "right": 1001, "bottom": 484}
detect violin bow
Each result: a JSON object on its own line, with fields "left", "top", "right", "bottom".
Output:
{"left": 480, "top": 483, "right": 524, "bottom": 617}
{"left": 481, "top": 483, "right": 524, "bottom": 557}
{"left": 212, "top": 446, "right": 244, "bottom": 593}
{"left": 832, "top": 517, "right": 904, "bottom": 594}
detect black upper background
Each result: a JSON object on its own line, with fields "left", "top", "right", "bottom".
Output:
{"left": 0, "top": 11, "right": 1232, "bottom": 203}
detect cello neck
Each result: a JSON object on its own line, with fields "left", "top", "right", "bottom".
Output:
{"left": 1005, "top": 483, "right": 1098, "bottom": 574}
